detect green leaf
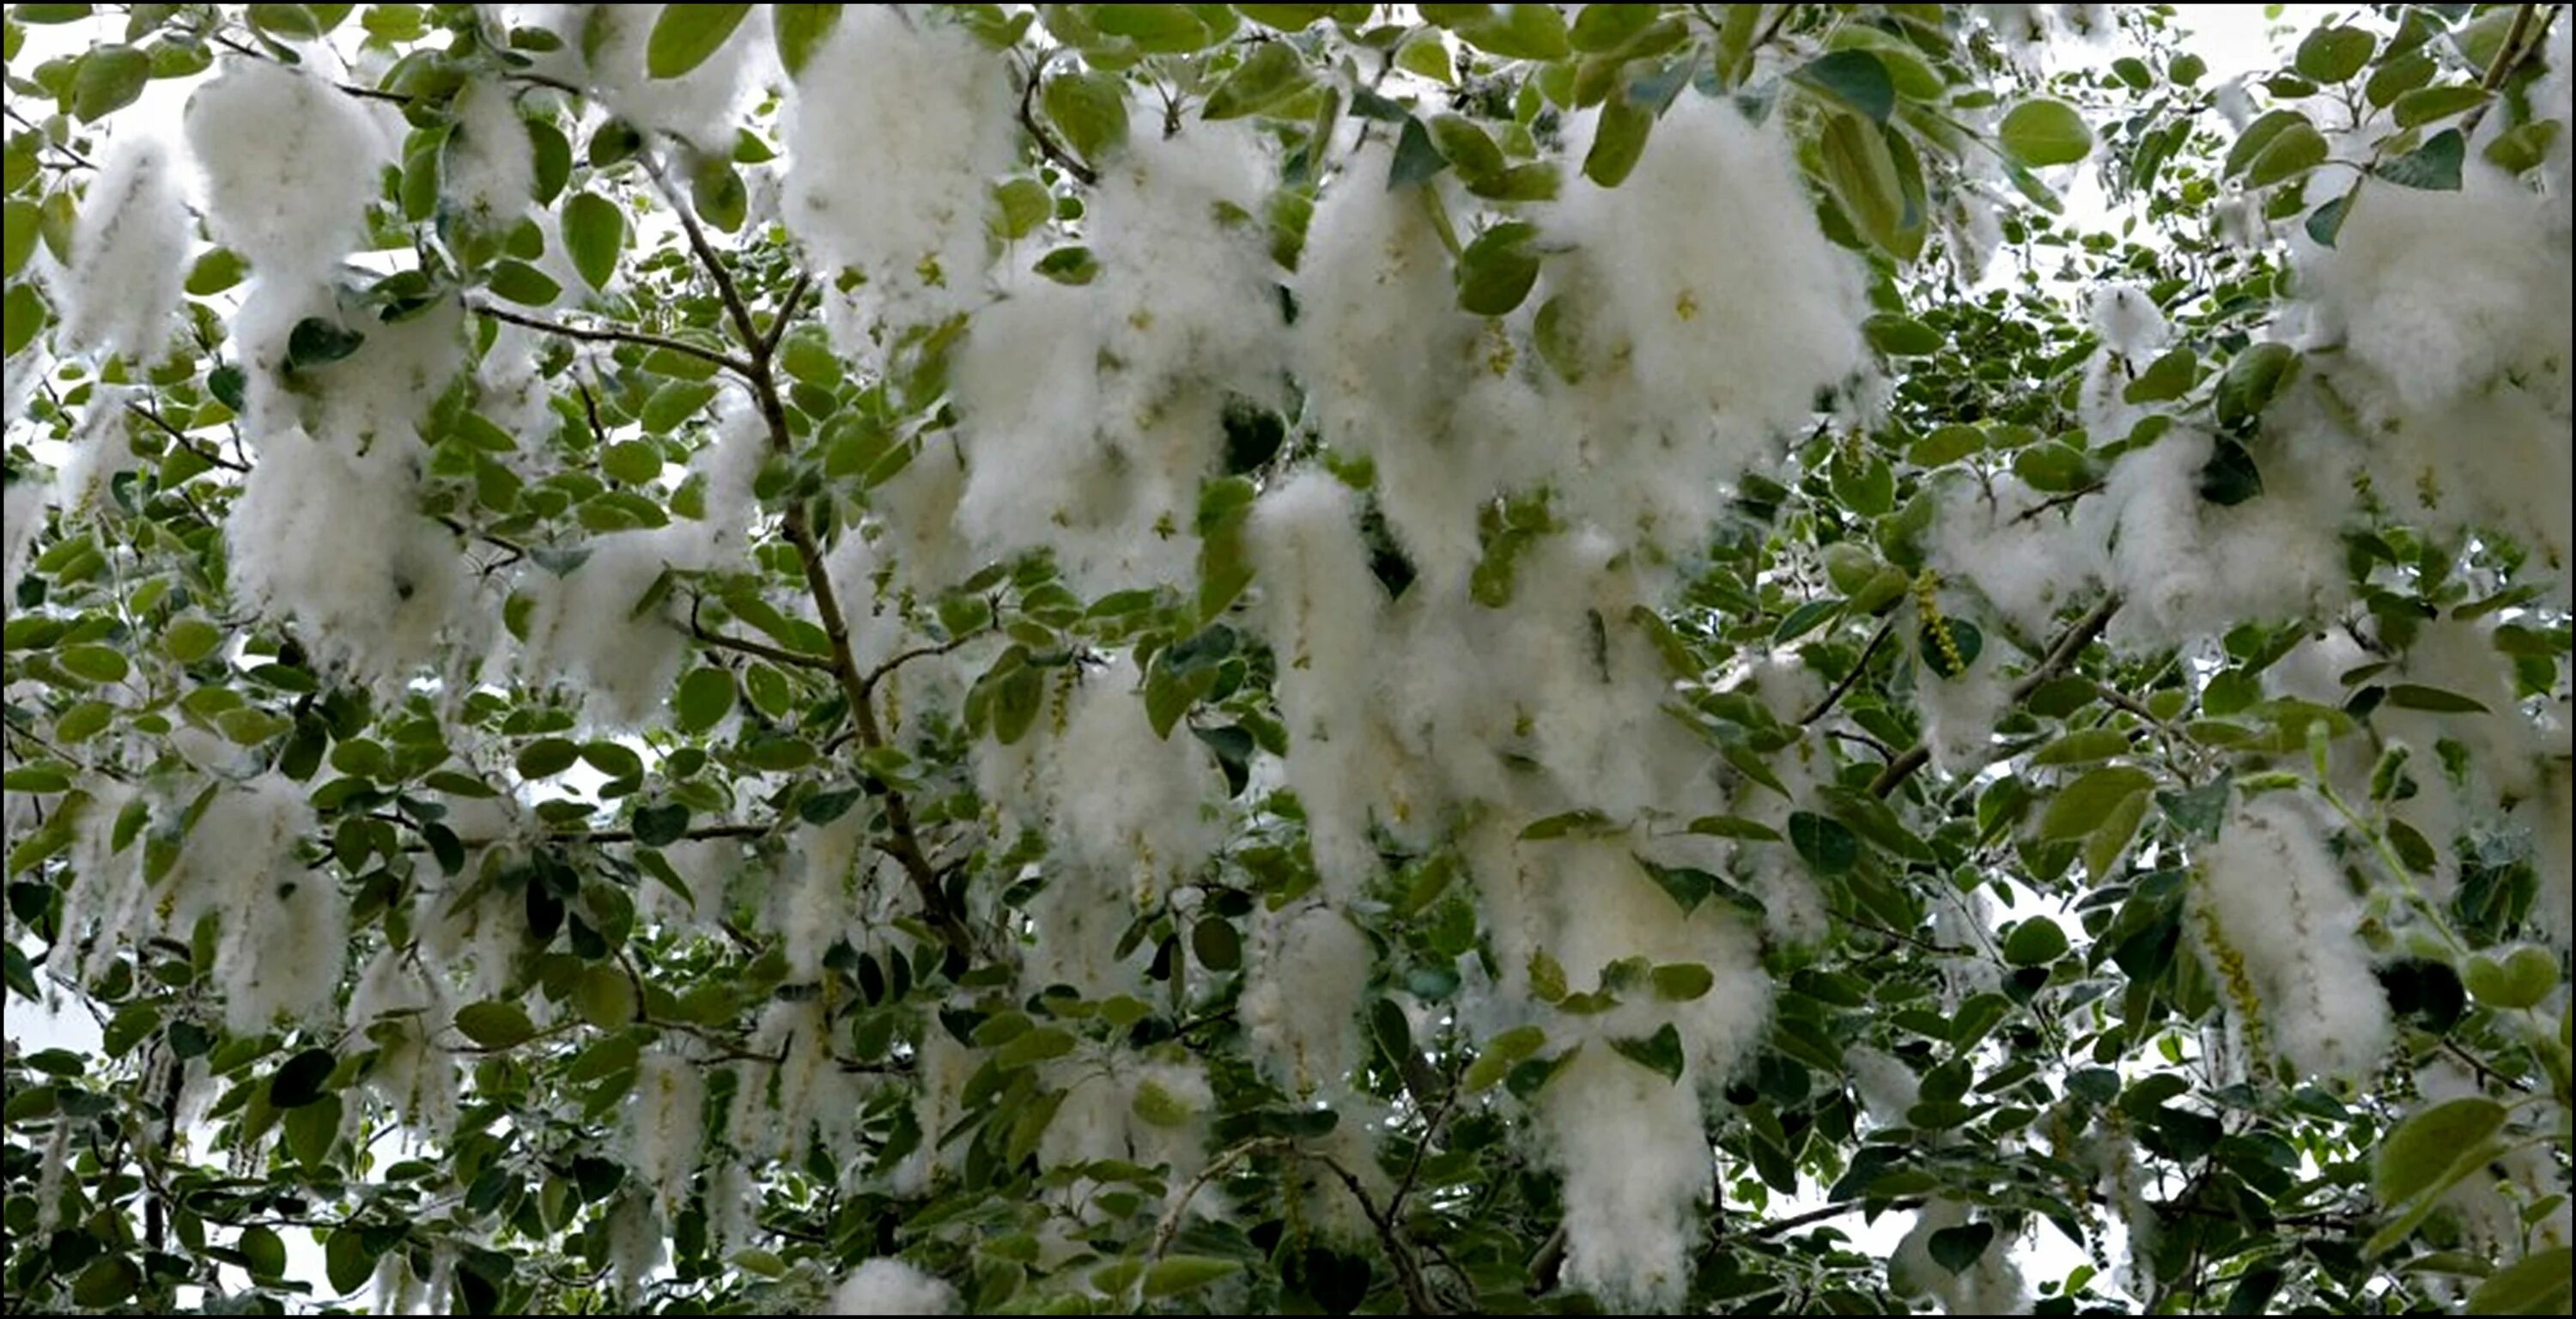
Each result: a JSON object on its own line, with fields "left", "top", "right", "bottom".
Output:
{"left": 2122, "top": 346, "right": 2196, "bottom": 403}
{"left": 1570, "top": 1, "right": 1657, "bottom": 52}
{"left": 646, "top": 3, "right": 751, "bottom": 79}
{"left": 71, "top": 1256, "right": 138, "bottom": 1309}
{"left": 1093, "top": 3, "right": 1213, "bottom": 52}
{"left": 1190, "top": 915, "right": 1242, "bottom": 971}
{"left": 1440, "top": 3, "right": 1569, "bottom": 60}
{"left": 268, "top": 1047, "right": 337, "bottom": 1109}
{"left": 1999, "top": 99, "right": 2092, "bottom": 166}
{"left": 2215, "top": 343, "right": 2300, "bottom": 429}
{"left": 631, "top": 801, "right": 689, "bottom": 848}
{"left": 1650, "top": 962, "right": 1714, "bottom": 1001}
{"left": 2373, "top": 1095, "right": 2506, "bottom": 1207}
{"left": 240, "top": 1224, "right": 288, "bottom": 1278}
{"left": 1044, "top": 70, "right": 1130, "bottom": 166}
{"left": 1455, "top": 220, "right": 1541, "bottom": 316}
{"left": 487, "top": 259, "right": 562, "bottom": 306}
{"left": 773, "top": 3, "right": 841, "bottom": 79}
{"left": 1917, "top": 617, "right": 1983, "bottom": 678}
{"left": 1927, "top": 1221, "right": 1996, "bottom": 1274}
{"left": 641, "top": 380, "right": 720, "bottom": 433}
{"left": 2245, "top": 122, "right": 2330, "bottom": 187}
{"left": 674, "top": 666, "right": 735, "bottom": 732}
{"left": 287, "top": 317, "right": 367, "bottom": 368}
{"left": 2031, "top": 728, "right": 2130, "bottom": 767}
{"left": 2223, "top": 109, "right": 2310, "bottom": 178}
{"left": 690, "top": 156, "right": 747, "bottom": 232}
{"left": 517, "top": 737, "right": 579, "bottom": 779}
{"left": 455, "top": 1000, "right": 540, "bottom": 1049}
{"left": 71, "top": 44, "right": 150, "bottom": 123}
{"left": 1202, "top": 39, "right": 1309, "bottom": 119}
{"left": 574, "top": 964, "right": 637, "bottom": 1028}
{"left": 1583, "top": 95, "right": 1653, "bottom": 187}
{"left": 325, "top": 1229, "right": 376, "bottom": 1295}
{"left": 1520, "top": 809, "right": 1619, "bottom": 841}
{"left": 1794, "top": 50, "right": 1896, "bottom": 124}
{"left": 2464, "top": 1248, "right": 2573, "bottom": 1316}
{"left": 1862, "top": 313, "right": 1941, "bottom": 356}
{"left": 1788, "top": 811, "right": 1859, "bottom": 876}
{"left": 2391, "top": 82, "right": 2483, "bottom": 128}
{"left": 1388, "top": 114, "right": 1450, "bottom": 189}
{"left": 2038, "top": 766, "right": 2155, "bottom": 841}
{"left": 2383, "top": 683, "right": 2488, "bottom": 714}
{"left": 58, "top": 644, "right": 131, "bottom": 683}
{"left": 1463, "top": 1024, "right": 1547, "bottom": 1091}
{"left": 2002, "top": 916, "right": 2069, "bottom": 966}
{"left": 1608, "top": 1022, "right": 1685, "bottom": 1084}
{"left": 562, "top": 191, "right": 625, "bottom": 289}
{"left": 1816, "top": 112, "right": 1911, "bottom": 259}
{"left": 164, "top": 617, "right": 225, "bottom": 665}
{"left": 1143, "top": 1256, "right": 1242, "bottom": 1298}
{"left": 2, "top": 282, "right": 47, "bottom": 357}
{"left": 2293, "top": 26, "right": 2373, "bottom": 84}
{"left": 1237, "top": 6, "right": 1335, "bottom": 33}
{"left": 994, "top": 1025, "right": 1077, "bottom": 1068}
{"left": 2374, "top": 128, "right": 2464, "bottom": 191}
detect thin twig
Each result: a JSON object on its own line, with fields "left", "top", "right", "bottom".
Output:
{"left": 1017, "top": 52, "right": 1101, "bottom": 187}
{"left": 125, "top": 402, "right": 248, "bottom": 471}
{"left": 690, "top": 615, "right": 836, "bottom": 672}
{"left": 469, "top": 301, "right": 754, "bottom": 378}
{"left": 1800, "top": 614, "right": 1895, "bottom": 725}
{"left": 1871, "top": 593, "right": 2123, "bottom": 798}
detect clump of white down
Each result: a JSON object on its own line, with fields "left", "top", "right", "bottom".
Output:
{"left": 1544, "top": 95, "right": 1870, "bottom": 556}
{"left": 185, "top": 59, "right": 387, "bottom": 283}
{"left": 50, "top": 781, "right": 147, "bottom": 989}
{"left": 511, "top": 400, "right": 766, "bottom": 726}
{"left": 223, "top": 300, "right": 477, "bottom": 691}
{"left": 826, "top": 1258, "right": 957, "bottom": 1316}
{"left": 626, "top": 1048, "right": 706, "bottom": 1213}
{"left": 57, "top": 131, "right": 188, "bottom": 364}
{"left": 1929, "top": 471, "right": 2108, "bottom": 642}
{"left": 346, "top": 945, "right": 460, "bottom": 1140}
{"left": 782, "top": 7, "right": 1015, "bottom": 343}
{"left": 951, "top": 124, "right": 1285, "bottom": 595}
{"left": 441, "top": 80, "right": 535, "bottom": 226}
{"left": 2095, "top": 426, "right": 2351, "bottom": 652}
{"left": 1238, "top": 903, "right": 1372, "bottom": 1097}
{"left": 1889, "top": 1198, "right": 2030, "bottom": 1315}
{"left": 2194, "top": 794, "right": 2391, "bottom": 1082}
{"left": 571, "top": 4, "right": 765, "bottom": 155}
{"left": 2289, "top": 161, "right": 2573, "bottom": 580}
{"left": 161, "top": 775, "right": 349, "bottom": 1035}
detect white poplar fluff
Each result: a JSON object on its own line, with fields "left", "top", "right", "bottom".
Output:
{"left": 2, "top": 479, "right": 46, "bottom": 592}
{"left": 575, "top": 4, "right": 765, "bottom": 155}
{"left": 1243, "top": 472, "right": 1388, "bottom": 896}
{"left": 824, "top": 1258, "right": 957, "bottom": 1316}
{"left": 1084, "top": 123, "right": 1288, "bottom": 422}
{"left": 1929, "top": 473, "right": 2107, "bottom": 641}
{"left": 2195, "top": 795, "right": 2392, "bottom": 1082}
{"left": 776, "top": 812, "right": 862, "bottom": 979}
{"left": 54, "top": 386, "right": 144, "bottom": 514}
{"left": 442, "top": 80, "right": 535, "bottom": 224}
{"left": 782, "top": 6, "right": 1015, "bottom": 341}
{"left": 57, "top": 133, "right": 188, "bottom": 363}
{"left": 995, "top": 658, "right": 1224, "bottom": 904}
{"left": 2292, "top": 165, "right": 2574, "bottom": 575}
{"left": 50, "top": 781, "right": 145, "bottom": 989}
{"left": 159, "top": 775, "right": 347, "bottom": 1034}
{"left": 627, "top": 1049, "right": 707, "bottom": 1213}
{"left": 346, "top": 947, "right": 459, "bottom": 1139}
{"left": 1539, "top": 1047, "right": 1709, "bottom": 1310}
{"left": 1546, "top": 95, "right": 1868, "bottom": 554}
{"left": 185, "top": 59, "right": 388, "bottom": 279}
{"left": 1916, "top": 611, "right": 2014, "bottom": 778}
{"left": 1239, "top": 903, "right": 1371, "bottom": 1097}
{"left": 2095, "top": 429, "right": 2349, "bottom": 651}
{"left": 1889, "top": 1198, "right": 2030, "bottom": 1315}
{"left": 2089, "top": 281, "right": 2170, "bottom": 357}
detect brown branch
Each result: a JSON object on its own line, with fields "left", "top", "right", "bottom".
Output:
{"left": 1871, "top": 593, "right": 2123, "bottom": 798}
{"left": 125, "top": 403, "right": 246, "bottom": 471}
{"left": 761, "top": 272, "right": 813, "bottom": 361}
{"left": 1800, "top": 613, "right": 1895, "bottom": 725}
{"left": 469, "top": 301, "right": 753, "bottom": 378}
{"left": 641, "top": 153, "right": 762, "bottom": 351}
{"left": 1311, "top": 1155, "right": 1444, "bottom": 1315}
{"left": 1018, "top": 53, "right": 1101, "bottom": 187}
{"left": 2010, "top": 480, "right": 2105, "bottom": 525}
{"left": 859, "top": 625, "right": 993, "bottom": 697}
{"left": 689, "top": 615, "right": 835, "bottom": 672}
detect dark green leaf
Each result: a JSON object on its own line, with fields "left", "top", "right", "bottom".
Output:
{"left": 646, "top": 3, "right": 751, "bottom": 78}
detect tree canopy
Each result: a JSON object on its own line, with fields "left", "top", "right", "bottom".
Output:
{"left": 1, "top": 3, "right": 2570, "bottom": 1315}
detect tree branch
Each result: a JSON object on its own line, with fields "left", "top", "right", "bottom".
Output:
{"left": 468, "top": 301, "right": 753, "bottom": 379}
{"left": 1870, "top": 593, "right": 2123, "bottom": 798}
{"left": 689, "top": 611, "right": 835, "bottom": 672}
{"left": 1801, "top": 613, "right": 1894, "bottom": 725}
{"left": 125, "top": 401, "right": 246, "bottom": 471}
{"left": 1018, "top": 52, "right": 1101, "bottom": 187}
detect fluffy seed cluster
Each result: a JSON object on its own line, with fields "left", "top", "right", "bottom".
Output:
{"left": 827, "top": 1257, "right": 957, "bottom": 1316}
{"left": 2193, "top": 795, "right": 2391, "bottom": 1082}
{"left": 185, "top": 59, "right": 388, "bottom": 282}
{"left": 57, "top": 132, "right": 188, "bottom": 364}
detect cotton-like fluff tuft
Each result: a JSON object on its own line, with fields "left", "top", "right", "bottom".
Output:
{"left": 3, "top": 480, "right": 46, "bottom": 592}
{"left": 2090, "top": 282, "right": 2169, "bottom": 357}
{"left": 1539, "top": 1048, "right": 1709, "bottom": 1312}
{"left": 2095, "top": 429, "right": 2350, "bottom": 651}
{"left": 1084, "top": 123, "right": 1288, "bottom": 421}
{"left": 1240, "top": 903, "right": 1372, "bottom": 1096}
{"left": 228, "top": 427, "right": 471, "bottom": 690}
{"left": 1890, "top": 1199, "right": 2030, "bottom": 1315}
{"left": 57, "top": 133, "right": 188, "bottom": 363}
{"left": 775, "top": 812, "right": 862, "bottom": 979}
{"left": 442, "top": 81, "right": 535, "bottom": 225}
{"left": 1545, "top": 94, "right": 1868, "bottom": 553}
{"left": 54, "top": 386, "right": 144, "bottom": 514}
{"left": 826, "top": 1258, "right": 957, "bottom": 1316}
{"left": 50, "top": 781, "right": 147, "bottom": 989}
{"left": 627, "top": 1049, "right": 706, "bottom": 1213}
{"left": 2291, "top": 166, "right": 2573, "bottom": 572}
{"left": 2195, "top": 795, "right": 2391, "bottom": 1082}
{"left": 185, "top": 60, "right": 387, "bottom": 280}
{"left": 892, "top": 1030, "right": 975, "bottom": 1195}
{"left": 1295, "top": 145, "right": 1492, "bottom": 586}
{"left": 346, "top": 946, "right": 459, "bottom": 1138}
{"left": 1021, "top": 658, "right": 1224, "bottom": 903}
{"left": 575, "top": 4, "right": 765, "bottom": 155}
{"left": 160, "top": 775, "right": 346, "bottom": 1035}
{"left": 783, "top": 6, "right": 1014, "bottom": 342}
{"left": 1243, "top": 472, "right": 1388, "bottom": 895}
{"left": 1929, "top": 474, "right": 2107, "bottom": 641}
{"left": 1842, "top": 1044, "right": 1921, "bottom": 1126}
{"left": 1915, "top": 611, "right": 2014, "bottom": 778}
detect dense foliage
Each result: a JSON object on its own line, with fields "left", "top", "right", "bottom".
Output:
{"left": 2, "top": 3, "right": 2570, "bottom": 1315}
